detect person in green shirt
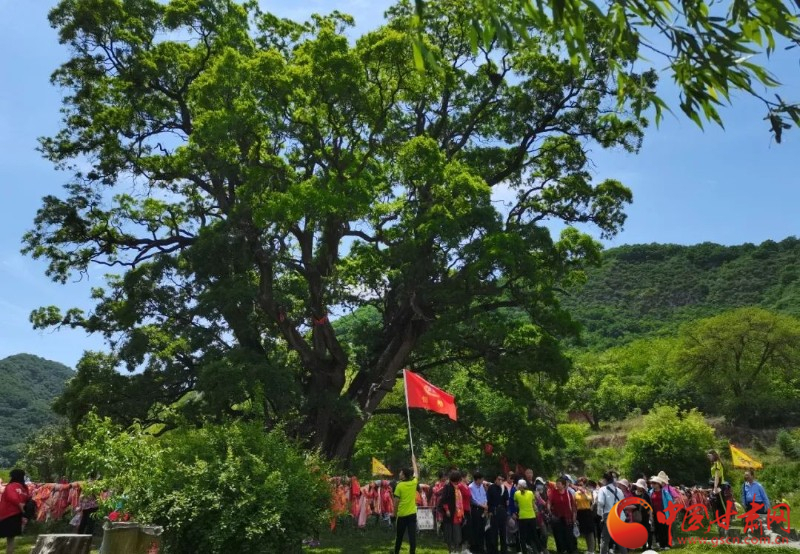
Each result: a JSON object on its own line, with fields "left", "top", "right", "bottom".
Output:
{"left": 393, "top": 455, "right": 420, "bottom": 554}
{"left": 513, "top": 479, "right": 540, "bottom": 554}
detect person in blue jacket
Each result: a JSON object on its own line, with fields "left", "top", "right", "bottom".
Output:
{"left": 742, "top": 470, "right": 770, "bottom": 512}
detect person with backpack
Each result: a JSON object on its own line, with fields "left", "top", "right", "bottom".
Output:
{"left": 596, "top": 471, "right": 627, "bottom": 554}
{"left": 0, "top": 469, "right": 31, "bottom": 554}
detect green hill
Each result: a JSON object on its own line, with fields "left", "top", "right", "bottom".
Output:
{"left": 562, "top": 237, "right": 800, "bottom": 348}
{"left": 0, "top": 353, "right": 73, "bottom": 466}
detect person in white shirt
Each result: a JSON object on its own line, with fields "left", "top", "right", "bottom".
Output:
{"left": 596, "top": 471, "right": 627, "bottom": 554}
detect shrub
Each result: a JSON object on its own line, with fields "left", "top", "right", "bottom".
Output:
{"left": 757, "top": 461, "right": 800, "bottom": 499}
{"left": 623, "top": 405, "right": 715, "bottom": 485}
{"left": 69, "top": 414, "right": 331, "bottom": 554}
{"left": 19, "top": 425, "right": 73, "bottom": 482}
{"left": 776, "top": 429, "right": 800, "bottom": 460}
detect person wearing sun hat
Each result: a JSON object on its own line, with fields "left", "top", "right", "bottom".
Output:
{"left": 649, "top": 475, "right": 673, "bottom": 550}
{"left": 616, "top": 479, "right": 638, "bottom": 537}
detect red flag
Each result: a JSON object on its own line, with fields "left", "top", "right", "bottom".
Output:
{"left": 404, "top": 369, "right": 457, "bottom": 421}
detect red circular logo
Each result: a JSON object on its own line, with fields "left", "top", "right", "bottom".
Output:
{"left": 607, "top": 497, "right": 652, "bottom": 549}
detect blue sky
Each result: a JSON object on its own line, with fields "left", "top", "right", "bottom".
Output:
{"left": 1, "top": 0, "right": 798, "bottom": 368}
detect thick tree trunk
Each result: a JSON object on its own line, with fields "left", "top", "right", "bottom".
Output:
{"left": 305, "top": 360, "right": 348, "bottom": 452}
{"left": 584, "top": 412, "right": 601, "bottom": 431}
{"left": 316, "top": 314, "right": 427, "bottom": 463}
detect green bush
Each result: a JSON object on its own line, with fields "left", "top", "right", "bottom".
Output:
{"left": 776, "top": 429, "right": 800, "bottom": 459}
{"left": 757, "top": 461, "right": 800, "bottom": 499}
{"left": 623, "top": 405, "right": 715, "bottom": 485}
{"left": 69, "top": 414, "right": 331, "bottom": 554}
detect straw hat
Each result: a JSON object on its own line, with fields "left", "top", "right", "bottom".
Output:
{"left": 649, "top": 475, "right": 666, "bottom": 486}
{"left": 634, "top": 479, "right": 649, "bottom": 490}
{"left": 657, "top": 471, "right": 670, "bottom": 484}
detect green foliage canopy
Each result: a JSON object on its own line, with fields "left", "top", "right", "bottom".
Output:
{"left": 675, "top": 307, "right": 800, "bottom": 426}
{"left": 413, "top": 0, "right": 800, "bottom": 142}
{"left": 26, "top": 0, "right": 652, "bottom": 460}
{"left": 18, "top": 424, "right": 73, "bottom": 482}
{"left": 565, "top": 337, "right": 683, "bottom": 429}
{"left": 352, "top": 357, "right": 567, "bottom": 476}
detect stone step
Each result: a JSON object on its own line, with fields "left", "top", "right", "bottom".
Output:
{"left": 31, "top": 534, "right": 93, "bottom": 554}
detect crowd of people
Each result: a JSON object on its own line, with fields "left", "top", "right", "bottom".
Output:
{"left": 1, "top": 448, "right": 778, "bottom": 554}
{"left": 386, "top": 449, "right": 773, "bottom": 554}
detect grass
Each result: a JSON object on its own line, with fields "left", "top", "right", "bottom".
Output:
{"left": 300, "top": 524, "right": 798, "bottom": 554}
{"left": 11, "top": 536, "right": 100, "bottom": 554}
{"left": 6, "top": 526, "right": 795, "bottom": 554}
{"left": 10, "top": 526, "right": 101, "bottom": 554}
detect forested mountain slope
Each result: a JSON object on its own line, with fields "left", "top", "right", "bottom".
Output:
{"left": 562, "top": 237, "right": 800, "bottom": 347}
{"left": 0, "top": 354, "right": 72, "bottom": 465}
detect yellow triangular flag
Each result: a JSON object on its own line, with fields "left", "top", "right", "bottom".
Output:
{"left": 372, "top": 457, "right": 393, "bottom": 476}
{"left": 730, "top": 444, "right": 763, "bottom": 469}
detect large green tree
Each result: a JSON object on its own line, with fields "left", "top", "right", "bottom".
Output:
{"left": 675, "top": 307, "right": 800, "bottom": 425}
{"left": 26, "top": 0, "right": 653, "bottom": 460}
{"left": 565, "top": 337, "right": 689, "bottom": 429}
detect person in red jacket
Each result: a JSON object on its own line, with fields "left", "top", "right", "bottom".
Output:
{"left": 457, "top": 475, "right": 473, "bottom": 553}
{"left": 0, "top": 469, "right": 30, "bottom": 554}
{"left": 548, "top": 476, "right": 577, "bottom": 554}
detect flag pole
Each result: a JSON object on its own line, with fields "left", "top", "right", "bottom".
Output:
{"left": 403, "top": 369, "right": 416, "bottom": 459}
